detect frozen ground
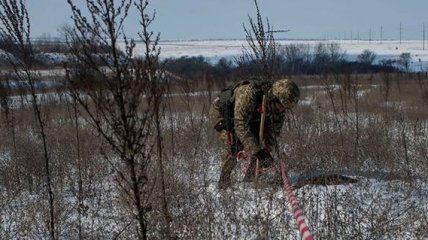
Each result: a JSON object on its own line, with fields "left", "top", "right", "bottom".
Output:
{"left": 1, "top": 39, "right": 426, "bottom": 72}
{"left": 168, "top": 144, "right": 428, "bottom": 239}
{"left": 2, "top": 158, "right": 426, "bottom": 239}
{"left": 198, "top": 175, "right": 428, "bottom": 239}
{"left": 1, "top": 40, "right": 427, "bottom": 238}
{"left": 130, "top": 39, "right": 428, "bottom": 71}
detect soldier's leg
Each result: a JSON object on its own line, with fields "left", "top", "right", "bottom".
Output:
{"left": 243, "top": 156, "right": 257, "bottom": 182}
{"left": 218, "top": 132, "right": 245, "bottom": 189}
{"left": 218, "top": 145, "right": 237, "bottom": 189}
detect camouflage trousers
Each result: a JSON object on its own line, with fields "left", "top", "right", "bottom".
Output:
{"left": 217, "top": 130, "right": 244, "bottom": 177}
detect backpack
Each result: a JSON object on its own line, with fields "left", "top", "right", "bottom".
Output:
{"left": 217, "top": 80, "right": 271, "bottom": 132}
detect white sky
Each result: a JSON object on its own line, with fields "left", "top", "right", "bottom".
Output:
{"left": 26, "top": 0, "right": 428, "bottom": 41}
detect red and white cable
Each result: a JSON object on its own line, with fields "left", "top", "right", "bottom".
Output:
{"left": 279, "top": 160, "right": 315, "bottom": 240}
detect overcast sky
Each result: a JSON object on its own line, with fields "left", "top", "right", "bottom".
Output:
{"left": 27, "top": 0, "right": 428, "bottom": 41}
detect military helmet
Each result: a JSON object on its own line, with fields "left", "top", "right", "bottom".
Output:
{"left": 271, "top": 79, "right": 300, "bottom": 108}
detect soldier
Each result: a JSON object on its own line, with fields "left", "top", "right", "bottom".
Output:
{"left": 209, "top": 79, "right": 300, "bottom": 189}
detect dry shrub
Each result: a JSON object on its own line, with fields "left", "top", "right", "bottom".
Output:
{"left": 1, "top": 71, "right": 428, "bottom": 238}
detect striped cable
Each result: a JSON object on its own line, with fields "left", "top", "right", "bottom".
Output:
{"left": 279, "top": 160, "right": 315, "bottom": 240}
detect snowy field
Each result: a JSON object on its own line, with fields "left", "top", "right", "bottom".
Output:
{"left": 1, "top": 40, "right": 428, "bottom": 239}
{"left": 1, "top": 39, "right": 426, "bottom": 72}
{"left": 131, "top": 39, "right": 428, "bottom": 71}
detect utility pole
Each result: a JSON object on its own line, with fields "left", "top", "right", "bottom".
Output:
{"left": 369, "top": 27, "right": 372, "bottom": 44}
{"left": 380, "top": 25, "right": 383, "bottom": 44}
{"left": 423, "top": 23, "right": 426, "bottom": 50}
{"left": 399, "top": 22, "right": 402, "bottom": 44}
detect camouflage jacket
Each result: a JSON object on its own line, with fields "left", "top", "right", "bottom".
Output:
{"left": 209, "top": 83, "right": 285, "bottom": 154}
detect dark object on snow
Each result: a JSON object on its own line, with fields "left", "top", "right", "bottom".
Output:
{"left": 294, "top": 174, "right": 358, "bottom": 189}
{"left": 253, "top": 149, "right": 274, "bottom": 168}
{"left": 243, "top": 158, "right": 257, "bottom": 182}
{"left": 218, "top": 172, "right": 232, "bottom": 190}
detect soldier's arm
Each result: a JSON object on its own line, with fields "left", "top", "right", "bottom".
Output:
{"left": 234, "top": 85, "right": 261, "bottom": 154}
{"left": 209, "top": 97, "right": 223, "bottom": 128}
{"left": 264, "top": 112, "right": 285, "bottom": 149}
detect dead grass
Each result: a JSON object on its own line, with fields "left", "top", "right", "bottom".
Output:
{"left": 0, "top": 72, "right": 427, "bottom": 238}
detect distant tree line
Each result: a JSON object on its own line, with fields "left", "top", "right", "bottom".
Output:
{"left": 0, "top": 38, "right": 413, "bottom": 77}
{"left": 162, "top": 43, "right": 409, "bottom": 82}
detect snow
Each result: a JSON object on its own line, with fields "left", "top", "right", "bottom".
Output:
{"left": 1, "top": 39, "right": 426, "bottom": 71}
{"left": 0, "top": 91, "right": 73, "bottom": 109}
{"left": 169, "top": 168, "right": 428, "bottom": 239}
{"left": 1, "top": 39, "right": 427, "bottom": 238}
{"left": 131, "top": 39, "right": 428, "bottom": 71}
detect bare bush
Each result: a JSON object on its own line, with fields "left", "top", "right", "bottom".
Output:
{"left": 0, "top": 0, "right": 427, "bottom": 239}
{"left": 238, "top": 0, "right": 278, "bottom": 81}
{"left": 0, "top": 0, "right": 57, "bottom": 238}
{"left": 63, "top": 0, "right": 172, "bottom": 238}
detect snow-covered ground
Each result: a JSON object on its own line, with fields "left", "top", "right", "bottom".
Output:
{"left": 1, "top": 39, "right": 426, "bottom": 71}
{"left": 197, "top": 176, "right": 428, "bottom": 239}
{"left": 131, "top": 39, "right": 428, "bottom": 71}
{"left": 1, "top": 40, "right": 427, "bottom": 238}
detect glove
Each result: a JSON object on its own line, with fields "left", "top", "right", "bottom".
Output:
{"left": 214, "top": 120, "right": 225, "bottom": 132}
{"left": 253, "top": 149, "right": 274, "bottom": 168}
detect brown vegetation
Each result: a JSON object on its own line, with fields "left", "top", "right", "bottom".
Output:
{"left": 0, "top": 0, "right": 427, "bottom": 239}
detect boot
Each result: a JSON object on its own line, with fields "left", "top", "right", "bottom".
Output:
{"left": 259, "top": 156, "right": 274, "bottom": 169}
{"left": 217, "top": 172, "right": 231, "bottom": 190}
{"left": 243, "top": 158, "right": 257, "bottom": 182}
